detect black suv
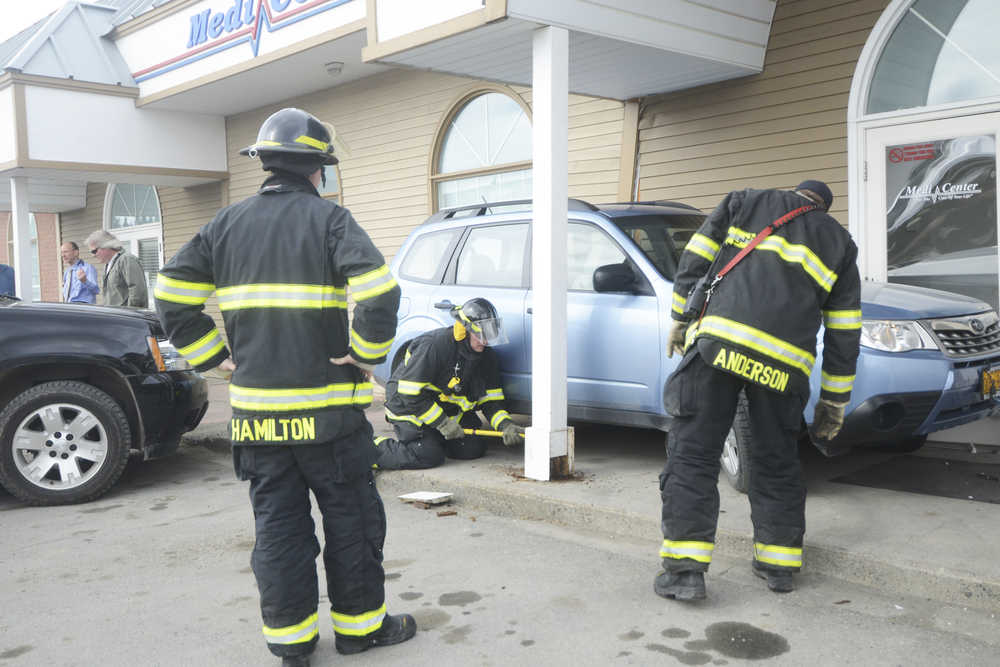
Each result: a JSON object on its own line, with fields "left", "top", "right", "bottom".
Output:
{"left": 0, "top": 296, "right": 209, "bottom": 505}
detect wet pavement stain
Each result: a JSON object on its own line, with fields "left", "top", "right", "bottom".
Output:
{"left": 0, "top": 645, "right": 33, "bottom": 659}
{"left": 383, "top": 559, "right": 415, "bottom": 568}
{"left": 520, "top": 640, "right": 535, "bottom": 647}
{"left": 438, "top": 591, "right": 481, "bottom": 606}
{"left": 685, "top": 639, "right": 711, "bottom": 651}
{"left": 78, "top": 504, "right": 122, "bottom": 514}
{"left": 616, "top": 651, "right": 631, "bottom": 658}
{"left": 202, "top": 476, "right": 220, "bottom": 482}
{"left": 150, "top": 503, "right": 168, "bottom": 511}
{"left": 385, "top": 573, "right": 402, "bottom": 581}
{"left": 703, "top": 622, "right": 789, "bottom": 660}
{"left": 441, "top": 625, "right": 473, "bottom": 644}
{"left": 225, "top": 596, "right": 255, "bottom": 607}
{"left": 412, "top": 608, "right": 450, "bottom": 630}
{"left": 72, "top": 529, "right": 98, "bottom": 536}
{"left": 713, "top": 660, "right": 729, "bottom": 665}
{"left": 504, "top": 630, "right": 516, "bottom": 635}
{"left": 399, "top": 591, "right": 423, "bottom": 600}
{"left": 469, "top": 532, "right": 484, "bottom": 537}
{"left": 662, "top": 627, "right": 690, "bottom": 639}
{"left": 618, "top": 630, "right": 644, "bottom": 640}
{"left": 645, "top": 644, "right": 713, "bottom": 665}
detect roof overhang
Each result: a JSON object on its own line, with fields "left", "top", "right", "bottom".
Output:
{"left": 0, "top": 72, "right": 227, "bottom": 211}
{"left": 362, "top": 0, "right": 776, "bottom": 100}
{"left": 112, "top": 0, "right": 393, "bottom": 114}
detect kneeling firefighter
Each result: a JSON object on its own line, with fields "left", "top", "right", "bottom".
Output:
{"left": 375, "top": 298, "right": 525, "bottom": 469}
{"left": 155, "top": 107, "right": 415, "bottom": 666}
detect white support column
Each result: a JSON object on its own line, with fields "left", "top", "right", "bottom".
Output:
{"left": 525, "top": 25, "right": 570, "bottom": 481}
{"left": 9, "top": 176, "right": 33, "bottom": 301}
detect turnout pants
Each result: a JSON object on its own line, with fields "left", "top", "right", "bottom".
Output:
{"left": 233, "top": 422, "right": 386, "bottom": 658}
{"left": 374, "top": 412, "right": 488, "bottom": 470}
{"left": 660, "top": 351, "right": 806, "bottom": 575}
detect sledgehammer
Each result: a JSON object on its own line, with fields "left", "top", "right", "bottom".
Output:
{"left": 462, "top": 428, "right": 526, "bottom": 438}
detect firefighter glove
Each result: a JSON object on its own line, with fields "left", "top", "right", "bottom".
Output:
{"left": 501, "top": 421, "right": 525, "bottom": 447}
{"left": 667, "top": 320, "right": 689, "bottom": 358}
{"left": 436, "top": 418, "right": 464, "bottom": 441}
{"left": 812, "top": 398, "right": 848, "bottom": 441}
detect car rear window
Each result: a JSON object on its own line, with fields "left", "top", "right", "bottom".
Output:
{"left": 611, "top": 213, "right": 705, "bottom": 280}
{"left": 398, "top": 229, "right": 461, "bottom": 282}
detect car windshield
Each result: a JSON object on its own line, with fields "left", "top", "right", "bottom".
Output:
{"left": 609, "top": 213, "right": 706, "bottom": 280}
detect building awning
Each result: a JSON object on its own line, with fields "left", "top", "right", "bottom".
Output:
{"left": 362, "top": 0, "right": 777, "bottom": 100}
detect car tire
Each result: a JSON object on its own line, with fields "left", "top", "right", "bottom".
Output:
{"left": 0, "top": 381, "right": 132, "bottom": 506}
{"left": 721, "top": 394, "right": 752, "bottom": 494}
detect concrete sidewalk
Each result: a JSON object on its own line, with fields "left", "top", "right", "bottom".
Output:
{"left": 184, "top": 378, "right": 1000, "bottom": 613}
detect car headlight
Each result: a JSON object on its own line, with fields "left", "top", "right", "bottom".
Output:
{"left": 860, "top": 320, "right": 938, "bottom": 352}
{"left": 149, "top": 338, "right": 192, "bottom": 371}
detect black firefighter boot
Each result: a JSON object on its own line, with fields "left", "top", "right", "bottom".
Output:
{"left": 653, "top": 570, "right": 706, "bottom": 601}
{"left": 335, "top": 613, "right": 417, "bottom": 655}
{"left": 752, "top": 561, "right": 795, "bottom": 593}
{"left": 280, "top": 655, "right": 310, "bottom": 667}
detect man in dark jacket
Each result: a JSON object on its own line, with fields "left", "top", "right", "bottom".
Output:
{"left": 655, "top": 180, "right": 861, "bottom": 601}
{"left": 155, "top": 108, "right": 414, "bottom": 666}
{"left": 375, "top": 297, "right": 525, "bottom": 469}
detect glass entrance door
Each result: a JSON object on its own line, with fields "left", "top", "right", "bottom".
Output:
{"left": 864, "top": 114, "right": 1000, "bottom": 311}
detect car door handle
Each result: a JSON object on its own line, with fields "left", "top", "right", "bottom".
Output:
{"left": 527, "top": 307, "right": 533, "bottom": 314}
{"left": 434, "top": 300, "right": 454, "bottom": 310}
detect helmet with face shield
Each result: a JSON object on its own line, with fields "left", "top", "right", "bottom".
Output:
{"left": 452, "top": 297, "right": 508, "bottom": 346}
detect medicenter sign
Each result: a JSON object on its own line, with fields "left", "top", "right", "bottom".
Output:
{"left": 115, "top": 0, "right": 364, "bottom": 98}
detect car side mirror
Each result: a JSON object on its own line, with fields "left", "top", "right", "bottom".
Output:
{"left": 593, "top": 263, "right": 637, "bottom": 293}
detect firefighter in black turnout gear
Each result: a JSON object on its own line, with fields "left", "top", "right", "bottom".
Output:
{"left": 155, "top": 108, "right": 415, "bottom": 666}
{"left": 375, "top": 298, "right": 525, "bottom": 469}
{"left": 655, "top": 180, "right": 861, "bottom": 600}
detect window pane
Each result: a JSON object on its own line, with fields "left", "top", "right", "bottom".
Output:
{"left": 885, "top": 134, "right": 998, "bottom": 310}
{"left": 868, "top": 0, "right": 1000, "bottom": 114}
{"left": 398, "top": 229, "right": 459, "bottom": 282}
{"left": 436, "top": 168, "right": 532, "bottom": 209}
{"left": 317, "top": 165, "right": 341, "bottom": 200}
{"left": 110, "top": 184, "right": 161, "bottom": 229}
{"left": 456, "top": 224, "right": 528, "bottom": 288}
{"left": 440, "top": 93, "right": 531, "bottom": 173}
{"left": 567, "top": 223, "right": 626, "bottom": 291}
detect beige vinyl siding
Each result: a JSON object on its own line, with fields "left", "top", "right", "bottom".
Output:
{"left": 637, "top": 0, "right": 891, "bottom": 218}
{"left": 158, "top": 182, "right": 225, "bottom": 332}
{"left": 59, "top": 183, "right": 106, "bottom": 283}
{"left": 226, "top": 69, "right": 625, "bottom": 263}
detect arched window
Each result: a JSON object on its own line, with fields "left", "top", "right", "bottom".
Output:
{"left": 316, "top": 164, "right": 342, "bottom": 203}
{"left": 433, "top": 91, "right": 532, "bottom": 210}
{"left": 104, "top": 184, "right": 163, "bottom": 300}
{"left": 868, "top": 0, "right": 1000, "bottom": 114}
{"left": 6, "top": 214, "right": 40, "bottom": 301}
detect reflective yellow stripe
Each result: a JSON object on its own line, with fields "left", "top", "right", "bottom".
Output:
{"left": 440, "top": 393, "right": 476, "bottom": 412}
{"left": 397, "top": 380, "right": 430, "bottom": 395}
{"left": 660, "top": 539, "right": 714, "bottom": 563}
{"left": 754, "top": 542, "right": 802, "bottom": 568}
{"left": 821, "top": 371, "right": 855, "bottom": 394}
{"left": 154, "top": 274, "right": 215, "bottom": 305}
{"left": 331, "top": 604, "right": 386, "bottom": 637}
{"left": 696, "top": 315, "right": 814, "bottom": 376}
{"left": 672, "top": 291, "right": 686, "bottom": 315}
{"left": 490, "top": 410, "right": 511, "bottom": 429}
{"left": 216, "top": 283, "right": 346, "bottom": 310}
{"left": 478, "top": 388, "right": 504, "bottom": 404}
{"left": 263, "top": 612, "right": 318, "bottom": 645}
{"left": 727, "top": 226, "right": 837, "bottom": 291}
{"left": 295, "top": 134, "right": 329, "bottom": 151}
{"left": 418, "top": 403, "right": 443, "bottom": 424}
{"left": 177, "top": 329, "right": 226, "bottom": 366}
{"left": 230, "top": 382, "right": 372, "bottom": 411}
{"left": 823, "top": 309, "right": 863, "bottom": 330}
{"left": 684, "top": 233, "right": 719, "bottom": 262}
{"left": 350, "top": 329, "right": 393, "bottom": 361}
{"left": 385, "top": 408, "right": 421, "bottom": 426}
{"left": 347, "top": 265, "right": 398, "bottom": 302}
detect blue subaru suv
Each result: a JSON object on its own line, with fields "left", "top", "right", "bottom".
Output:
{"left": 376, "top": 200, "right": 1000, "bottom": 490}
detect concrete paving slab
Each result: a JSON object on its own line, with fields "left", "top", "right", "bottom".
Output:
{"left": 183, "top": 379, "right": 1000, "bottom": 613}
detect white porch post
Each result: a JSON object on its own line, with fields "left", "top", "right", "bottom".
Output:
{"left": 525, "top": 25, "right": 571, "bottom": 481}
{"left": 9, "top": 176, "right": 33, "bottom": 301}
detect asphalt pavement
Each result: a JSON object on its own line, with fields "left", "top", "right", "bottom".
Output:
{"left": 182, "top": 378, "right": 1000, "bottom": 614}
{"left": 1, "top": 443, "right": 998, "bottom": 666}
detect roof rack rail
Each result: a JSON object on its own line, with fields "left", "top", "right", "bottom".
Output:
{"left": 606, "top": 200, "right": 701, "bottom": 211}
{"left": 426, "top": 198, "right": 599, "bottom": 223}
